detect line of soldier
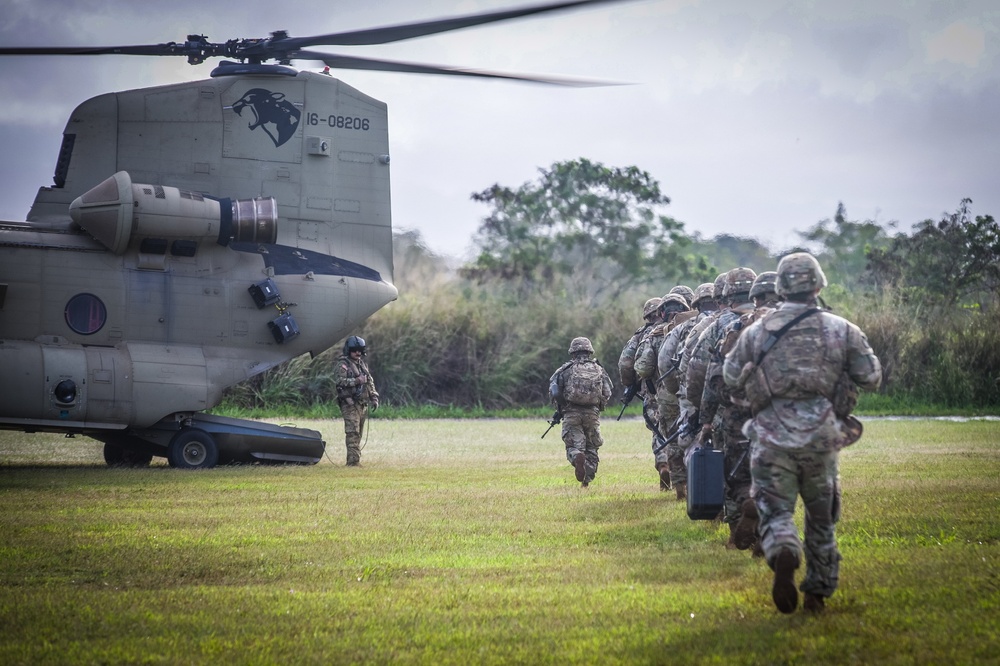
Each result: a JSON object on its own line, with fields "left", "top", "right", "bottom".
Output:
{"left": 339, "top": 252, "right": 881, "bottom": 615}
{"left": 545, "top": 252, "right": 882, "bottom": 615}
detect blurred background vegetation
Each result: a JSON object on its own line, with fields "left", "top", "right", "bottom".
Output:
{"left": 223, "top": 159, "right": 1000, "bottom": 415}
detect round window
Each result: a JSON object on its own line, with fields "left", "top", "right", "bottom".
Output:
{"left": 65, "top": 293, "right": 107, "bottom": 335}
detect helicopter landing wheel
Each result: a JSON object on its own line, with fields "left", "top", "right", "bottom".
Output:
{"left": 103, "top": 439, "right": 154, "bottom": 468}
{"left": 167, "top": 428, "right": 219, "bottom": 470}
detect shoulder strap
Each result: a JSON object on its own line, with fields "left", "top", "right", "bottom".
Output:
{"left": 754, "top": 308, "right": 822, "bottom": 366}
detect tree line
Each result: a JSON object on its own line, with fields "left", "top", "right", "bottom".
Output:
{"left": 225, "top": 159, "right": 1000, "bottom": 412}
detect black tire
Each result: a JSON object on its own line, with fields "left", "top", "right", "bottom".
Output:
{"left": 103, "top": 439, "right": 154, "bottom": 468}
{"left": 167, "top": 428, "right": 219, "bottom": 469}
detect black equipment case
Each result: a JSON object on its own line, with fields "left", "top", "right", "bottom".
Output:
{"left": 687, "top": 447, "right": 725, "bottom": 520}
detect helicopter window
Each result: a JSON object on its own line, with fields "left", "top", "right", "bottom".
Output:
{"left": 64, "top": 293, "right": 107, "bottom": 336}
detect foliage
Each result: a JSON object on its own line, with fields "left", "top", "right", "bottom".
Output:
{"left": 865, "top": 199, "right": 1000, "bottom": 312}
{"left": 798, "top": 202, "right": 894, "bottom": 289}
{"left": 1, "top": 421, "right": 998, "bottom": 665}
{"left": 461, "top": 158, "right": 704, "bottom": 301}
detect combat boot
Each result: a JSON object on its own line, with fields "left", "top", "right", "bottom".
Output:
{"left": 771, "top": 547, "right": 800, "bottom": 614}
{"left": 657, "top": 463, "right": 671, "bottom": 491}
{"left": 804, "top": 593, "right": 825, "bottom": 613}
{"left": 675, "top": 483, "right": 686, "bottom": 501}
{"left": 574, "top": 453, "right": 587, "bottom": 483}
{"left": 732, "top": 498, "right": 759, "bottom": 550}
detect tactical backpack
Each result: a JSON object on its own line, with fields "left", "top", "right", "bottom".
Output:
{"left": 563, "top": 360, "right": 606, "bottom": 407}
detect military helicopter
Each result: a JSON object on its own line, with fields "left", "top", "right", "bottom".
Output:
{"left": 0, "top": 0, "right": 625, "bottom": 468}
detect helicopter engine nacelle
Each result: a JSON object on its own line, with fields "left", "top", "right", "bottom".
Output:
{"left": 68, "top": 171, "right": 277, "bottom": 255}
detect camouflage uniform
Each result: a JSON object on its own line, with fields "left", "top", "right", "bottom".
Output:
{"left": 723, "top": 253, "right": 882, "bottom": 613}
{"left": 334, "top": 336, "right": 379, "bottom": 466}
{"left": 618, "top": 298, "right": 663, "bottom": 474}
{"left": 635, "top": 294, "right": 691, "bottom": 488}
{"left": 678, "top": 273, "right": 728, "bottom": 466}
{"left": 551, "top": 337, "right": 614, "bottom": 487}
{"left": 655, "top": 283, "right": 716, "bottom": 496}
{"left": 694, "top": 268, "right": 757, "bottom": 545}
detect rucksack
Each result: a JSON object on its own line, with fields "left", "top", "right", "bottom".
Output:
{"left": 563, "top": 361, "right": 605, "bottom": 406}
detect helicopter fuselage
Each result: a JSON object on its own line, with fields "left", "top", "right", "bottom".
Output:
{"left": 0, "top": 64, "right": 398, "bottom": 465}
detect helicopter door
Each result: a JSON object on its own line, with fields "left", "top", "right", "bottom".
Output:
{"left": 85, "top": 347, "right": 133, "bottom": 425}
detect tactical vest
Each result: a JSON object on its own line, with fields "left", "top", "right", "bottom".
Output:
{"left": 744, "top": 309, "right": 851, "bottom": 414}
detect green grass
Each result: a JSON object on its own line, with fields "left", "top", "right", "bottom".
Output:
{"left": 1, "top": 418, "right": 998, "bottom": 664}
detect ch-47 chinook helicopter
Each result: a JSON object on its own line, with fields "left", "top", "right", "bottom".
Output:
{"left": 0, "top": 0, "right": 624, "bottom": 468}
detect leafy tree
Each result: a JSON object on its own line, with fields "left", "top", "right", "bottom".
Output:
{"left": 462, "top": 159, "right": 702, "bottom": 301}
{"left": 798, "top": 203, "right": 893, "bottom": 289}
{"left": 685, "top": 233, "right": 778, "bottom": 277}
{"left": 866, "top": 199, "right": 1000, "bottom": 312}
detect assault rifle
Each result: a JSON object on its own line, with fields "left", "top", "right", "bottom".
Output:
{"left": 541, "top": 410, "right": 562, "bottom": 439}
{"left": 655, "top": 358, "right": 680, "bottom": 387}
{"left": 652, "top": 412, "right": 700, "bottom": 455}
{"left": 616, "top": 381, "right": 641, "bottom": 421}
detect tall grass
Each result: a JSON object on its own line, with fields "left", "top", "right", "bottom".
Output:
{"left": 0, "top": 419, "right": 997, "bottom": 664}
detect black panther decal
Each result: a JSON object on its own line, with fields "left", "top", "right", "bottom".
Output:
{"left": 231, "top": 88, "right": 301, "bottom": 147}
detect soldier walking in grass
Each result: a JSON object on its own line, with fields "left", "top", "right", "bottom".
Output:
{"left": 334, "top": 335, "right": 379, "bottom": 467}
{"left": 694, "top": 267, "right": 759, "bottom": 550}
{"left": 634, "top": 293, "right": 692, "bottom": 489}
{"left": 655, "top": 282, "right": 717, "bottom": 499}
{"left": 723, "top": 253, "right": 882, "bottom": 614}
{"left": 550, "top": 337, "right": 613, "bottom": 487}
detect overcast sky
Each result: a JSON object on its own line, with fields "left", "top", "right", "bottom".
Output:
{"left": 2, "top": 0, "right": 997, "bottom": 260}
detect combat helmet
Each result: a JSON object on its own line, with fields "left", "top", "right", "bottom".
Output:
{"left": 568, "top": 336, "right": 595, "bottom": 355}
{"left": 750, "top": 271, "right": 778, "bottom": 300}
{"left": 722, "top": 267, "right": 758, "bottom": 300}
{"left": 668, "top": 285, "right": 695, "bottom": 307}
{"left": 642, "top": 297, "right": 664, "bottom": 320}
{"left": 657, "top": 293, "right": 690, "bottom": 317}
{"left": 713, "top": 273, "right": 728, "bottom": 302}
{"left": 343, "top": 335, "right": 367, "bottom": 355}
{"left": 691, "top": 282, "right": 716, "bottom": 308}
{"left": 776, "top": 252, "right": 827, "bottom": 296}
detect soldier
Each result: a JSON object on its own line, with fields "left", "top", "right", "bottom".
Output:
{"left": 635, "top": 294, "right": 691, "bottom": 489}
{"left": 618, "top": 297, "right": 663, "bottom": 392}
{"left": 723, "top": 253, "right": 882, "bottom": 614}
{"left": 690, "top": 267, "right": 758, "bottom": 548}
{"left": 550, "top": 337, "right": 613, "bottom": 487}
{"left": 618, "top": 297, "right": 663, "bottom": 467}
{"left": 655, "top": 282, "right": 717, "bottom": 499}
{"left": 668, "top": 284, "right": 696, "bottom": 308}
{"left": 334, "top": 335, "right": 379, "bottom": 466}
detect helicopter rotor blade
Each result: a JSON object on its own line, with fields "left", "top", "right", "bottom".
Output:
{"left": 286, "top": 0, "right": 627, "bottom": 48}
{"left": 0, "top": 44, "right": 186, "bottom": 57}
{"left": 298, "top": 50, "right": 622, "bottom": 87}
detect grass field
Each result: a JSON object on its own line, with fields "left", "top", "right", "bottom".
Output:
{"left": 1, "top": 417, "right": 998, "bottom": 665}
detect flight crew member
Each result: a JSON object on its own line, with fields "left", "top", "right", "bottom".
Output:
{"left": 723, "top": 252, "right": 882, "bottom": 614}
{"left": 334, "top": 335, "right": 380, "bottom": 466}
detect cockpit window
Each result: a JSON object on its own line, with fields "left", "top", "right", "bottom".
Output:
{"left": 65, "top": 293, "right": 107, "bottom": 335}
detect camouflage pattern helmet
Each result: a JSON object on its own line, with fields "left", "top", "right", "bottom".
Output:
{"left": 568, "top": 336, "right": 595, "bottom": 354}
{"left": 642, "top": 297, "right": 664, "bottom": 319}
{"left": 657, "top": 293, "right": 690, "bottom": 315}
{"left": 343, "top": 335, "right": 367, "bottom": 355}
{"left": 691, "top": 282, "right": 715, "bottom": 307}
{"left": 750, "top": 271, "right": 779, "bottom": 300}
{"left": 668, "top": 285, "right": 695, "bottom": 307}
{"left": 722, "top": 267, "right": 758, "bottom": 298}
{"left": 713, "top": 273, "right": 728, "bottom": 301}
{"left": 776, "top": 252, "right": 828, "bottom": 296}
